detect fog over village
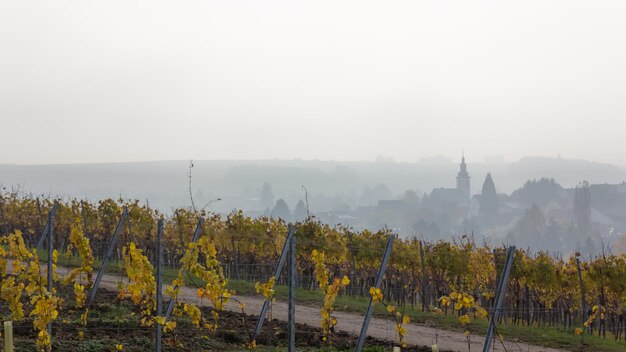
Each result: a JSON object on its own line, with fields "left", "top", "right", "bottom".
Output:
{"left": 4, "top": 2, "right": 626, "bottom": 351}
{"left": 3, "top": 2, "right": 626, "bottom": 259}
{"left": 3, "top": 154, "right": 626, "bottom": 256}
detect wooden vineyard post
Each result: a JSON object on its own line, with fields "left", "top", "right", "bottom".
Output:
{"left": 482, "top": 245, "right": 516, "bottom": 352}
{"left": 164, "top": 218, "right": 204, "bottom": 320}
{"left": 155, "top": 219, "right": 164, "bottom": 352}
{"left": 87, "top": 207, "right": 128, "bottom": 307}
{"left": 4, "top": 321, "right": 14, "bottom": 352}
{"left": 252, "top": 225, "right": 296, "bottom": 340}
{"left": 287, "top": 233, "right": 296, "bottom": 352}
{"left": 35, "top": 203, "right": 58, "bottom": 252}
{"left": 355, "top": 235, "right": 394, "bottom": 352}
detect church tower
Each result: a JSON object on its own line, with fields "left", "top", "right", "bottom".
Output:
{"left": 456, "top": 154, "right": 471, "bottom": 199}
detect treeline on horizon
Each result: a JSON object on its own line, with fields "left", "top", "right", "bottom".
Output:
{"left": 1, "top": 191, "right": 626, "bottom": 339}
{"left": 257, "top": 177, "right": 626, "bottom": 257}
{"left": 3, "top": 157, "right": 626, "bottom": 258}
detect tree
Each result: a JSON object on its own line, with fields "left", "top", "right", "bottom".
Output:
{"left": 373, "top": 184, "right": 392, "bottom": 200}
{"left": 543, "top": 217, "right": 563, "bottom": 253}
{"left": 573, "top": 181, "right": 591, "bottom": 238}
{"left": 359, "top": 184, "right": 394, "bottom": 206}
{"left": 511, "top": 178, "right": 563, "bottom": 206}
{"left": 359, "top": 186, "right": 375, "bottom": 206}
{"left": 402, "top": 190, "right": 420, "bottom": 203}
{"left": 271, "top": 199, "right": 291, "bottom": 221}
{"left": 582, "top": 236, "right": 597, "bottom": 256}
{"left": 507, "top": 204, "right": 545, "bottom": 248}
{"left": 293, "top": 200, "right": 308, "bottom": 222}
{"left": 614, "top": 233, "right": 626, "bottom": 255}
{"left": 259, "top": 182, "right": 274, "bottom": 210}
{"left": 479, "top": 173, "right": 499, "bottom": 222}
{"left": 412, "top": 218, "right": 440, "bottom": 238}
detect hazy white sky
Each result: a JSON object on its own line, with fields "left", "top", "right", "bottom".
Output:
{"left": 1, "top": 0, "right": 625, "bottom": 165}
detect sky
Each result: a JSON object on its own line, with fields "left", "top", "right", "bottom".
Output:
{"left": 1, "top": 0, "right": 625, "bottom": 165}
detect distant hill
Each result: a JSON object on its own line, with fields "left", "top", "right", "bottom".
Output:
{"left": 1, "top": 157, "right": 625, "bottom": 213}
{"left": 505, "top": 157, "right": 626, "bottom": 188}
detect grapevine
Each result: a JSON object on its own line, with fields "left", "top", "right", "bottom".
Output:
{"left": 61, "top": 219, "right": 94, "bottom": 326}
{"left": 311, "top": 249, "right": 350, "bottom": 346}
{"left": 168, "top": 235, "right": 231, "bottom": 332}
{"left": 119, "top": 242, "right": 157, "bottom": 327}
{"left": 439, "top": 291, "right": 488, "bottom": 348}
{"left": 369, "top": 286, "right": 411, "bottom": 347}
{"left": 1, "top": 194, "right": 626, "bottom": 350}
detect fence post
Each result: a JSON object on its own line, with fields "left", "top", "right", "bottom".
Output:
{"left": 287, "top": 233, "right": 296, "bottom": 352}
{"left": 164, "top": 218, "right": 204, "bottom": 320}
{"left": 4, "top": 321, "right": 14, "bottom": 352}
{"left": 419, "top": 240, "right": 428, "bottom": 311}
{"left": 482, "top": 245, "right": 515, "bottom": 352}
{"left": 155, "top": 219, "right": 164, "bottom": 352}
{"left": 87, "top": 207, "right": 128, "bottom": 307}
{"left": 252, "top": 225, "right": 295, "bottom": 340}
{"left": 35, "top": 203, "right": 58, "bottom": 252}
{"left": 575, "top": 256, "right": 587, "bottom": 325}
{"left": 493, "top": 249, "right": 499, "bottom": 285}
{"left": 47, "top": 206, "right": 55, "bottom": 341}
{"left": 355, "top": 235, "right": 394, "bottom": 352}
{"left": 231, "top": 236, "right": 240, "bottom": 280}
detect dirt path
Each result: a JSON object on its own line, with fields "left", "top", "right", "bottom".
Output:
{"left": 92, "top": 272, "right": 564, "bottom": 352}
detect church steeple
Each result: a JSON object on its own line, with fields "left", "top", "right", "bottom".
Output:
{"left": 456, "top": 154, "right": 471, "bottom": 199}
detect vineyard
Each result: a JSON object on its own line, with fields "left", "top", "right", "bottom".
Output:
{"left": 1, "top": 192, "right": 626, "bottom": 351}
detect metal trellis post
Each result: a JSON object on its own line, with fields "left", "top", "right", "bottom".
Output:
{"left": 155, "top": 219, "right": 164, "bottom": 352}
{"left": 575, "top": 256, "right": 587, "bottom": 325}
{"left": 419, "top": 239, "right": 428, "bottom": 311}
{"left": 164, "top": 218, "right": 204, "bottom": 320}
{"left": 252, "top": 225, "right": 296, "bottom": 340}
{"left": 35, "top": 203, "right": 58, "bottom": 252}
{"left": 287, "top": 233, "right": 296, "bottom": 352}
{"left": 46, "top": 207, "right": 55, "bottom": 342}
{"left": 355, "top": 235, "right": 394, "bottom": 352}
{"left": 87, "top": 207, "right": 128, "bottom": 307}
{"left": 482, "top": 245, "right": 516, "bottom": 352}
